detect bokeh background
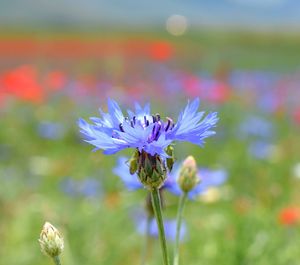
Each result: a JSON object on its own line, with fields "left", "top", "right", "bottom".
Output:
{"left": 1, "top": 1, "right": 300, "bottom": 264}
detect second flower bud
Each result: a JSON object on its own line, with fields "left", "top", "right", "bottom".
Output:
{"left": 178, "top": 156, "right": 200, "bottom": 193}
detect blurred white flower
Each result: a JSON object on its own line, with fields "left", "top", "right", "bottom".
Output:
{"left": 200, "top": 188, "right": 221, "bottom": 203}
{"left": 166, "top": 15, "right": 188, "bottom": 36}
{"left": 29, "top": 156, "right": 53, "bottom": 176}
{"left": 292, "top": 163, "right": 300, "bottom": 179}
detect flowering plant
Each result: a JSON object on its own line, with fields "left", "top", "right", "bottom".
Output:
{"left": 77, "top": 98, "right": 218, "bottom": 265}
{"left": 40, "top": 98, "right": 219, "bottom": 265}
{"left": 78, "top": 98, "right": 218, "bottom": 158}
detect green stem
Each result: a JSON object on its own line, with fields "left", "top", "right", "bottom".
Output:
{"left": 140, "top": 215, "right": 151, "bottom": 265}
{"left": 52, "top": 256, "right": 61, "bottom": 265}
{"left": 173, "top": 192, "right": 187, "bottom": 265}
{"left": 150, "top": 188, "right": 170, "bottom": 265}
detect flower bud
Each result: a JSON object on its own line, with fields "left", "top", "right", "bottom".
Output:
{"left": 129, "top": 149, "right": 139, "bottom": 175}
{"left": 39, "top": 222, "right": 64, "bottom": 258}
{"left": 178, "top": 156, "right": 200, "bottom": 193}
{"left": 166, "top": 145, "right": 175, "bottom": 172}
{"left": 137, "top": 150, "right": 167, "bottom": 190}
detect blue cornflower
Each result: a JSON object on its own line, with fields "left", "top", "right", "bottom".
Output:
{"left": 60, "top": 177, "right": 102, "bottom": 198}
{"left": 114, "top": 157, "right": 227, "bottom": 200}
{"left": 238, "top": 115, "right": 274, "bottom": 139}
{"left": 78, "top": 98, "right": 218, "bottom": 158}
{"left": 136, "top": 216, "right": 187, "bottom": 242}
{"left": 79, "top": 98, "right": 218, "bottom": 189}
{"left": 248, "top": 140, "right": 274, "bottom": 160}
{"left": 113, "top": 157, "right": 143, "bottom": 191}
{"left": 38, "top": 121, "right": 66, "bottom": 140}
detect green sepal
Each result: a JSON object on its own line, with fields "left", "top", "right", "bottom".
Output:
{"left": 166, "top": 145, "right": 175, "bottom": 172}
{"left": 129, "top": 149, "right": 139, "bottom": 174}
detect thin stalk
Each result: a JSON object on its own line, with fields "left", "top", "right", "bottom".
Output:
{"left": 52, "top": 256, "right": 61, "bottom": 265}
{"left": 150, "top": 188, "right": 170, "bottom": 265}
{"left": 173, "top": 192, "right": 187, "bottom": 265}
{"left": 140, "top": 215, "right": 152, "bottom": 265}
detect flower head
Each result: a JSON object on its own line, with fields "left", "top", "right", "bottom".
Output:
{"left": 79, "top": 98, "right": 218, "bottom": 189}
{"left": 78, "top": 98, "right": 218, "bottom": 158}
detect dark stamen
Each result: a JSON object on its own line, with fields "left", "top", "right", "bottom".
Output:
{"left": 150, "top": 125, "right": 156, "bottom": 141}
{"left": 156, "top": 113, "right": 161, "bottom": 121}
{"left": 165, "top": 117, "right": 173, "bottom": 131}
{"left": 133, "top": 116, "right": 136, "bottom": 125}
{"left": 130, "top": 121, "right": 134, "bottom": 127}
{"left": 152, "top": 115, "right": 157, "bottom": 123}
{"left": 119, "top": 123, "right": 124, "bottom": 132}
{"left": 155, "top": 123, "right": 161, "bottom": 140}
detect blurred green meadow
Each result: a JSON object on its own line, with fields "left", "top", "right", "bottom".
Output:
{"left": 1, "top": 28, "right": 300, "bottom": 265}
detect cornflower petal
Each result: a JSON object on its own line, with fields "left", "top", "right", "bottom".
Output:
{"left": 107, "top": 99, "right": 125, "bottom": 127}
{"left": 200, "top": 168, "right": 228, "bottom": 187}
{"left": 116, "top": 122, "right": 155, "bottom": 152}
{"left": 113, "top": 157, "right": 142, "bottom": 190}
{"left": 127, "top": 102, "right": 150, "bottom": 119}
{"left": 136, "top": 217, "right": 187, "bottom": 242}
{"left": 135, "top": 102, "right": 151, "bottom": 116}
{"left": 143, "top": 133, "right": 173, "bottom": 158}
{"left": 167, "top": 99, "right": 219, "bottom": 146}
{"left": 78, "top": 118, "right": 99, "bottom": 141}
{"left": 163, "top": 164, "right": 182, "bottom": 196}
{"left": 164, "top": 165, "right": 228, "bottom": 200}
{"left": 78, "top": 98, "right": 218, "bottom": 157}
{"left": 78, "top": 118, "right": 128, "bottom": 154}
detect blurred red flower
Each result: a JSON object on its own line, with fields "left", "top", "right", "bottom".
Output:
{"left": 205, "top": 82, "right": 231, "bottom": 104}
{"left": 279, "top": 207, "right": 300, "bottom": 226}
{"left": 1, "top": 65, "right": 44, "bottom": 103}
{"left": 150, "top": 41, "right": 173, "bottom": 61}
{"left": 44, "top": 71, "right": 67, "bottom": 91}
{"left": 292, "top": 108, "right": 300, "bottom": 125}
{"left": 184, "top": 75, "right": 200, "bottom": 97}
{"left": 184, "top": 75, "right": 231, "bottom": 104}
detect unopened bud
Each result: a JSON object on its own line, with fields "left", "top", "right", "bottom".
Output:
{"left": 166, "top": 145, "right": 175, "bottom": 172}
{"left": 39, "top": 222, "right": 64, "bottom": 258}
{"left": 129, "top": 149, "right": 139, "bottom": 175}
{"left": 178, "top": 156, "right": 200, "bottom": 193}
